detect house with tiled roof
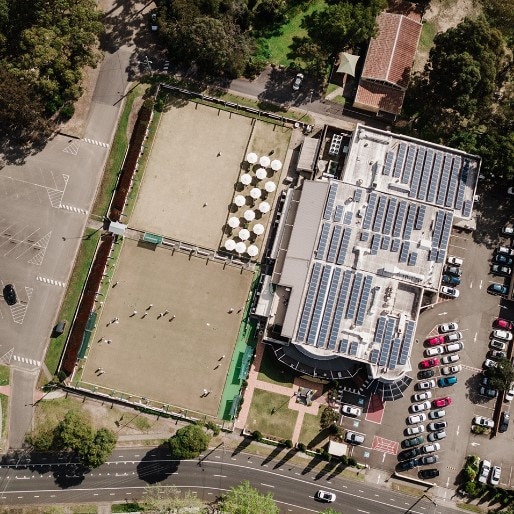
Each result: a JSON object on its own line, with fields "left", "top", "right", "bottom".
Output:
{"left": 353, "top": 11, "right": 422, "bottom": 117}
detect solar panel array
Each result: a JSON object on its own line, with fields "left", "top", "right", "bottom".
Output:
{"left": 354, "top": 189, "right": 363, "bottom": 202}
{"left": 393, "top": 143, "right": 407, "bottom": 178}
{"left": 383, "top": 151, "right": 395, "bottom": 176}
{"left": 337, "top": 228, "right": 352, "bottom": 265}
{"left": 306, "top": 265, "right": 332, "bottom": 344}
{"left": 319, "top": 268, "right": 342, "bottom": 349}
{"left": 398, "top": 320, "right": 416, "bottom": 365}
{"left": 343, "top": 211, "right": 353, "bottom": 225}
{"left": 333, "top": 205, "right": 344, "bottom": 222}
{"left": 362, "top": 193, "right": 378, "bottom": 230}
{"left": 296, "top": 263, "right": 322, "bottom": 342}
{"left": 323, "top": 184, "right": 338, "bottom": 220}
{"left": 315, "top": 223, "right": 331, "bottom": 261}
{"left": 327, "top": 225, "right": 343, "bottom": 263}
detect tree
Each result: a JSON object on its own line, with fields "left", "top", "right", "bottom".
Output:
{"left": 219, "top": 480, "right": 279, "bottom": 514}
{"left": 140, "top": 485, "right": 206, "bottom": 513}
{"left": 82, "top": 428, "right": 117, "bottom": 468}
{"left": 320, "top": 406, "right": 338, "bottom": 429}
{"left": 485, "top": 358, "right": 514, "bottom": 391}
{"left": 168, "top": 424, "right": 210, "bottom": 459}
{"left": 319, "top": 508, "right": 343, "bottom": 514}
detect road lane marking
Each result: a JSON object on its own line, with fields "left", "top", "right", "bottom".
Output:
{"left": 261, "top": 483, "right": 275, "bottom": 488}
{"left": 480, "top": 280, "right": 483, "bottom": 289}
{"left": 474, "top": 332, "right": 477, "bottom": 342}
{"left": 213, "top": 474, "right": 226, "bottom": 478}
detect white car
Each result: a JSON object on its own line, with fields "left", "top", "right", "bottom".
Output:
{"left": 425, "top": 347, "right": 444, "bottom": 357}
{"left": 505, "top": 383, "right": 514, "bottom": 402}
{"left": 413, "top": 391, "right": 432, "bottom": 402}
{"left": 503, "top": 226, "right": 514, "bottom": 236}
{"left": 441, "top": 354, "right": 460, "bottom": 365}
{"left": 421, "top": 442, "right": 440, "bottom": 454}
{"left": 292, "top": 73, "right": 304, "bottom": 91}
{"left": 427, "top": 430, "right": 446, "bottom": 442}
{"left": 493, "top": 329, "right": 513, "bottom": 341}
{"left": 406, "top": 425, "right": 425, "bottom": 435}
{"left": 484, "top": 358, "right": 498, "bottom": 369}
{"left": 417, "top": 380, "right": 436, "bottom": 390}
{"left": 342, "top": 405, "right": 361, "bottom": 417}
{"left": 478, "top": 460, "right": 491, "bottom": 484}
{"left": 440, "top": 286, "right": 459, "bottom": 298}
{"left": 315, "top": 490, "right": 336, "bottom": 502}
{"left": 442, "top": 365, "right": 462, "bottom": 375}
{"left": 429, "top": 409, "right": 445, "bottom": 419}
{"left": 410, "top": 401, "right": 431, "bottom": 413}
{"left": 473, "top": 416, "right": 494, "bottom": 428}
{"left": 447, "top": 256, "right": 463, "bottom": 266}
{"left": 490, "top": 466, "right": 501, "bottom": 486}
{"left": 407, "top": 413, "right": 427, "bottom": 425}
{"left": 439, "top": 322, "right": 459, "bottom": 333}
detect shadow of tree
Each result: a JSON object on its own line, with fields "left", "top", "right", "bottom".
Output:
{"left": 301, "top": 454, "right": 323, "bottom": 475}
{"left": 314, "top": 460, "right": 337, "bottom": 481}
{"left": 261, "top": 445, "right": 283, "bottom": 466}
{"left": 231, "top": 436, "right": 252, "bottom": 456}
{"left": 137, "top": 443, "right": 179, "bottom": 484}
{"left": 272, "top": 448, "right": 297, "bottom": 469}
{"left": 307, "top": 427, "right": 330, "bottom": 449}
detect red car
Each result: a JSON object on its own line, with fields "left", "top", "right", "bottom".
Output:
{"left": 494, "top": 318, "right": 514, "bottom": 330}
{"left": 420, "top": 358, "right": 440, "bottom": 369}
{"left": 426, "top": 335, "right": 445, "bottom": 346}
{"left": 432, "top": 397, "right": 452, "bottom": 408}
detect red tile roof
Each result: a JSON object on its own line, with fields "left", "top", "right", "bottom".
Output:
{"left": 361, "top": 12, "right": 422, "bottom": 89}
{"left": 354, "top": 81, "right": 406, "bottom": 115}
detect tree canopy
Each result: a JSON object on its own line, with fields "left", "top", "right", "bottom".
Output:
{"left": 168, "top": 424, "right": 210, "bottom": 459}
{"left": 485, "top": 358, "right": 514, "bottom": 391}
{"left": 219, "top": 480, "right": 280, "bottom": 514}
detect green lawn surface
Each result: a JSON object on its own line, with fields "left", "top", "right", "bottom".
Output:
{"left": 0, "top": 365, "right": 9, "bottom": 386}
{"left": 298, "top": 409, "right": 327, "bottom": 449}
{"left": 257, "top": 347, "right": 296, "bottom": 387}
{"left": 419, "top": 20, "right": 437, "bottom": 52}
{"left": 246, "top": 389, "right": 297, "bottom": 440}
{"left": 0, "top": 394, "right": 7, "bottom": 439}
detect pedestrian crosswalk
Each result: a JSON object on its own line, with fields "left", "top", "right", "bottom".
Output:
{"left": 36, "top": 276, "right": 66, "bottom": 288}
{"left": 83, "top": 138, "right": 110, "bottom": 148}
{"left": 13, "top": 355, "right": 41, "bottom": 367}
{"left": 59, "top": 204, "right": 88, "bottom": 215}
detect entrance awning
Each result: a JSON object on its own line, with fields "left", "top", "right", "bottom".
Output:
{"left": 336, "top": 52, "right": 360, "bottom": 77}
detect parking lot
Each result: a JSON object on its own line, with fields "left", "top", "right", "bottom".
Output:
{"left": 339, "top": 215, "right": 514, "bottom": 492}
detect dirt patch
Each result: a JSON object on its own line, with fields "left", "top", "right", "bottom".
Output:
{"left": 413, "top": 0, "right": 482, "bottom": 73}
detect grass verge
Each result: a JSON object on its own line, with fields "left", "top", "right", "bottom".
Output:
{"left": 112, "top": 503, "right": 141, "bottom": 513}
{"left": 298, "top": 410, "right": 325, "bottom": 449}
{"left": 0, "top": 365, "right": 9, "bottom": 386}
{"left": 419, "top": 20, "right": 437, "bottom": 52}
{"left": 455, "top": 503, "right": 484, "bottom": 513}
{"left": 44, "top": 228, "right": 101, "bottom": 376}
{"left": 0, "top": 394, "right": 7, "bottom": 440}
{"left": 91, "top": 84, "right": 147, "bottom": 218}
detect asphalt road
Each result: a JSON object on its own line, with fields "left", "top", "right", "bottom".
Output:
{"left": 0, "top": 447, "right": 457, "bottom": 513}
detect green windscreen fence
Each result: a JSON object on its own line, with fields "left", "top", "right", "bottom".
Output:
{"left": 143, "top": 232, "right": 163, "bottom": 244}
{"left": 238, "top": 345, "right": 254, "bottom": 380}
{"left": 229, "top": 394, "right": 241, "bottom": 419}
{"left": 78, "top": 311, "right": 97, "bottom": 358}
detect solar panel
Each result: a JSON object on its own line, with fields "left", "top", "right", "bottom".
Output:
{"left": 436, "top": 154, "right": 452, "bottom": 206}
{"left": 383, "top": 197, "right": 397, "bottom": 235}
{"left": 339, "top": 338, "right": 349, "bottom": 354}
{"left": 381, "top": 235, "right": 390, "bottom": 250}
{"left": 370, "top": 234, "right": 381, "bottom": 255}
{"left": 307, "top": 265, "right": 332, "bottom": 345}
{"left": 354, "top": 189, "right": 363, "bottom": 202}
{"left": 370, "top": 349, "right": 379, "bottom": 364}
{"left": 333, "top": 205, "right": 344, "bottom": 223}
{"left": 391, "top": 238, "right": 401, "bottom": 252}
{"left": 392, "top": 201, "right": 407, "bottom": 238}
{"left": 403, "top": 203, "right": 417, "bottom": 240}
{"left": 446, "top": 155, "right": 461, "bottom": 208}
{"left": 408, "top": 252, "right": 418, "bottom": 266}
{"left": 428, "top": 248, "right": 437, "bottom": 261}
{"left": 383, "top": 151, "right": 395, "bottom": 176}
{"left": 393, "top": 142, "right": 407, "bottom": 178}
{"left": 427, "top": 151, "right": 443, "bottom": 203}
{"left": 463, "top": 200, "right": 473, "bottom": 218}
{"left": 388, "top": 338, "right": 402, "bottom": 370}
{"left": 296, "top": 262, "right": 322, "bottom": 342}
{"left": 327, "top": 225, "right": 343, "bottom": 263}
{"left": 323, "top": 183, "right": 339, "bottom": 220}
{"left": 431, "top": 210, "right": 445, "bottom": 249}
{"left": 402, "top": 145, "right": 417, "bottom": 184}
{"left": 398, "top": 320, "right": 416, "bottom": 365}
{"left": 349, "top": 341, "right": 358, "bottom": 356}
{"left": 415, "top": 205, "right": 426, "bottom": 230}
{"left": 360, "top": 231, "right": 369, "bottom": 242}
{"left": 440, "top": 212, "right": 453, "bottom": 248}
{"left": 315, "top": 223, "right": 331, "bottom": 261}
{"left": 355, "top": 275, "right": 373, "bottom": 326}
{"left": 320, "top": 268, "right": 342, "bottom": 349}
{"left": 343, "top": 211, "right": 353, "bottom": 225}
{"left": 378, "top": 317, "right": 396, "bottom": 367}
{"left": 374, "top": 316, "right": 387, "bottom": 343}
{"left": 337, "top": 228, "right": 352, "bottom": 265}
{"left": 362, "top": 193, "right": 377, "bottom": 230}
{"left": 417, "top": 148, "right": 433, "bottom": 201}
{"left": 327, "top": 271, "right": 352, "bottom": 349}
{"left": 409, "top": 147, "right": 426, "bottom": 198}
{"left": 455, "top": 159, "right": 470, "bottom": 210}
{"left": 399, "top": 241, "right": 410, "bottom": 263}
{"left": 373, "top": 195, "right": 388, "bottom": 232}
{"left": 346, "top": 273, "right": 363, "bottom": 319}
{"left": 436, "top": 249, "right": 446, "bottom": 264}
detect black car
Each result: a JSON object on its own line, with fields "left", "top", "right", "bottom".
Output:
{"left": 418, "top": 369, "right": 435, "bottom": 379}
{"left": 3, "top": 284, "right": 17, "bottom": 305}
{"left": 399, "top": 447, "right": 421, "bottom": 461}
{"left": 419, "top": 468, "right": 439, "bottom": 479}
{"left": 499, "top": 411, "right": 510, "bottom": 433}
{"left": 397, "top": 459, "right": 417, "bottom": 471}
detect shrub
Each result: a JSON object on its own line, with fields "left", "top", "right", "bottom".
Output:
{"left": 284, "top": 439, "right": 293, "bottom": 448}
{"left": 347, "top": 457, "right": 357, "bottom": 467}
{"left": 252, "top": 430, "right": 263, "bottom": 441}
{"left": 340, "top": 454, "right": 348, "bottom": 465}
{"left": 206, "top": 421, "right": 220, "bottom": 436}
{"left": 297, "top": 442, "right": 306, "bottom": 452}
{"left": 60, "top": 103, "right": 75, "bottom": 119}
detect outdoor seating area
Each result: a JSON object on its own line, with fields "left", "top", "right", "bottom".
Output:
{"left": 222, "top": 152, "right": 283, "bottom": 258}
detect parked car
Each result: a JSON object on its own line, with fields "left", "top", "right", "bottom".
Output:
{"left": 441, "top": 365, "right": 461, "bottom": 375}
{"left": 488, "top": 283, "right": 509, "bottom": 296}
{"left": 418, "top": 369, "right": 435, "bottom": 379}
{"left": 490, "top": 339, "right": 508, "bottom": 351}
{"left": 505, "top": 383, "right": 514, "bottom": 402}
{"left": 432, "top": 397, "right": 452, "bottom": 408}
{"left": 484, "top": 358, "right": 498, "bottom": 368}
{"left": 426, "top": 335, "right": 445, "bottom": 346}
{"left": 413, "top": 391, "right": 432, "bottom": 402}
{"left": 478, "top": 460, "right": 491, "bottom": 484}
{"left": 398, "top": 459, "right": 417, "bottom": 471}
{"left": 315, "top": 490, "right": 336, "bottom": 502}
{"left": 429, "top": 409, "right": 445, "bottom": 419}
{"left": 480, "top": 386, "right": 498, "bottom": 398}
{"left": 399, "top": 448, "right": 421, "bottom": 460}
{"left": 421, "top": 442, "right": 441, "bottom": 454}
{"left": 439, "top": 322, "right": 459, "bottom": 333}
{"left": 427, "top": 431, "right": 446, "bottom": 442}
{"left": 427, "top": 421, "right": 447, "bottom": 431}
{"left": 3, "top": 284, "right": 17, "bottom": 306}
{"left": 494, "top": 253, "right": 513, "bottom": 265}
{"left": 402, "top": 435, "right": 424, "bottom": 448}
{"left": 441, "top": 354, "right": 460, "bottom": 365}
{"left": 490, "top": 466, "right": 501, "bottom": 486}
{"left": 445, "top": 332, "right": 463, "bottom": 342}
{"left": 440, "top": 286, "right": 459, "bottom": 298}
{"left": 425, "top": 347, "right": 444, "bottom": 357}
{"left": 491, "top": 264, "right": 512, "bottom": 277}
{"left": 406, "top": 425, "right": 425, "bottom": 435}
{"left": 502, "top": 225, "right": 514, "bottom": 236}
{"left": 417, "top": 380, "right": 436, "bottom": 390}
{"left": 447, "top": 255, "right": 463, "bottom": 266}
{"left": 473, "top": 416, "right": 494, "bottom": 428}
{"left": 420, "top": 358, "right": 440, "bottom": 369}
{"left": 438, "top": 376, "right": 457, "bottom": 387}
{"left": 494, "top": 318, "right": 514, "bottom": 330}
{"left": 444, "top": 265, "right": 462, "bottom": 277}
{"left": 292, "top": 73, "right": 304, "bottom": 91}
{"left": 410, "top": 401, "right": 432, "bottom": 413}
{"left": 496, "top": 246, "right": 514, "bottom": 256}
{"left": 407, "top": 413, "right": 427, "bottom": 425}
{"left": 482, "top": 375, "right": 491, "bottom": 386}
{"left": 342, "top": 405, "right": 362, "bottom": 417}
{"left": 419, "top": 454, "right": 439, "bottom": 465}
{"left": 444, "top": 342, "right": 464, "bottom": 353}
{"left": 442, "top": 274, "right": 460, "bottom": 285}
{"left": 345, "top": 432, "right": 365, "bottom": 444}
{"left": 489, "top": 349, "right": 506, "bottom": 360}
{"left": 493, "top": 329, "right": 513, "bottom": 341}
{"left": 419, "top": 468, "right": 439, "bottom": 479}
{"left": 499, "top": 411, "right": 510, "bottom": 433}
